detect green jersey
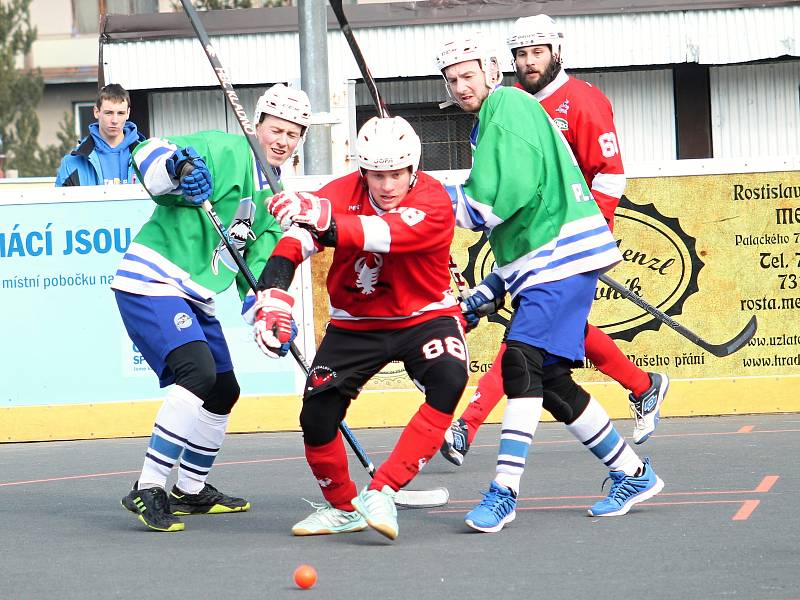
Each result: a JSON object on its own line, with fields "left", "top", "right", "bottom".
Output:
{"left": 111, "top": 131, "right": 281, "bottom": 314}
{"left": 450, "top": 87, "right": 621, "bottom": 297}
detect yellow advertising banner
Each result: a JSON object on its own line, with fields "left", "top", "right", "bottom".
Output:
{"left": 310, "top": 169, "right": 800, "bottom": 420}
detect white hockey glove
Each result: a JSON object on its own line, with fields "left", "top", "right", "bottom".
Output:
{"left": 461, "top": 271, "right": 506, "bottom": 332}
{"left": 266, "top": 191, "right": 331, "bottom": 233}
{"left": 253, "top": 288, "right": 296, "bottom": 358}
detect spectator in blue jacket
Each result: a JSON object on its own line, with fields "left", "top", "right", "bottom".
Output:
{"left": 55, "top": 84, "right": 145, "bottom": 186}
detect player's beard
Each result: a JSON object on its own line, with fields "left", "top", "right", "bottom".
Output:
{"left": 516, "top": 58, "right": 561, "bottom": 95}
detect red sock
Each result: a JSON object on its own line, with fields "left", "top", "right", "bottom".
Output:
{"left": 371, "top": 403, "right": 453, "bottom": 492}
{"left": 585, "top": 324, "right": 650, "bottom": 396}
{"left": 460, "top": 343, "right": 506, "bottom": 443}
{"left": 304, "top": 433, "right": 358, "bottom": 511}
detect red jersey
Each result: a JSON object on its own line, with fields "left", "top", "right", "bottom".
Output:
{"left": 273, "top": 171, "right": 461, "bottom": 331}
{"left": 519, "top": 70, "right": 626, "bottom": 230}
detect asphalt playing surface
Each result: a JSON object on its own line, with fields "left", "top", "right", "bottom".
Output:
{"left": 1, "top": 413, "right": 798, "bottom": 600}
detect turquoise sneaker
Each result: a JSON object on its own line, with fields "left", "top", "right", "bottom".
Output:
{"left": 292, "top": 499, "right": 367, "bottom": 536}
{"left": 352, "top": 485, "right": 398, "bottom": 540}
{"left": 588, "top": 457, "right": 664, "bottom": 517}
{"left": 464, "top": 481, "right": 517, "bottom": 533}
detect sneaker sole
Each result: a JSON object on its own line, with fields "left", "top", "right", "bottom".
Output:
{"left": 363, "top": 519, "right": 398, "bottom": 540}
{"left": 351, "top": 498, "right": 398, "bottom": 540}
{"left": 292, "top": 524, "right": 367, "bottom": 536}
{"left": 120, "top": 499, "right": 185, "bottom": 532}
{"left": 439, "top": 447, "right": 465, "bottom": 466}
{"left": 587, "top": 476, "right": 665, "bottom": 517}
{"left": 170, "top": 501, "right": 251, "bottom": 516}
{"left": 465, "top": 510, "right": 516, "bottom": 533}
{"left": 136, "top": 513, "right": 185, "bottom": 532}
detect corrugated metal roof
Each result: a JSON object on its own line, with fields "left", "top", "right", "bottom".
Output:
{"left": 102, "top": 6, "right": 800, "bottom": 90}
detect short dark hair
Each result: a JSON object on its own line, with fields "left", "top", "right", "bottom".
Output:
{"left": 96, "top": 84, "right": 130, "bottom": 110}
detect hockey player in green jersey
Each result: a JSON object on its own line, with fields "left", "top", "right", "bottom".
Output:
{"left": 435, "top": 37, "right": 663, "bottom": 532}
{"left": 114, "top": 84, "right": 311, "bottom": 532}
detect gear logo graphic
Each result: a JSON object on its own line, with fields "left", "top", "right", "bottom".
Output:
{"left": 460, "top": 195, "right": 703, "bottom": 342}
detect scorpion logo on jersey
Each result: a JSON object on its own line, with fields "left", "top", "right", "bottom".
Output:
{"left": 555, "top": 99, "right": 570, "bottom": 115}
{"left": 211, "top": 197, "right": 256, "bottom": 275}
{"left": 354, "top": 253, "right": 384, "bottom": 295}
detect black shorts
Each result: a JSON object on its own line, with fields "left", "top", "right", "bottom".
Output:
{"left": 304, "top": 316, "right": 468, "bottom": 400}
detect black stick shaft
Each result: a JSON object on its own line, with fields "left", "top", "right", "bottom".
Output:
{"left": 599, "top": 273, "right": 757, "bottom": 357}
{"left": 180, "top": 0, "right": 281, "bottom": 195}
{"left": 330, "top": 0, "right": 388, "bottom": 118}
{"left": 180, "top": 0, "right": 376, "bottom": 476}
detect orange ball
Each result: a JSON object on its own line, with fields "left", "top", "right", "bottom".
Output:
{"left": 293, "top": 564, "right": 317, "bottom": 589}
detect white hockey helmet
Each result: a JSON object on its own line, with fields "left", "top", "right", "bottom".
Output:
{"left": 434, "top": 35, "right": 502, "bottom": 90}
{"left": 253, "top": 83, "right": 312, "bottom": 131}
{"left": 356, "top": 116, "right": 421, "bottom": 175}
{"left": 506, "top": 14, "right": 565, "bottom": 63}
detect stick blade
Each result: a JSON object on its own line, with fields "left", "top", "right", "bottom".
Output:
{"left": 395, "top": 486, "right": 449, "bottom": 508}
{"left": 701, "top": 315, "right": 758, "bottom": 357}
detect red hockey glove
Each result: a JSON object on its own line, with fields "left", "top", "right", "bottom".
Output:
{"left": 253, "top": 288, "right": 295, "bottom": 358}
{"left": 266, "top": 191, "right": 331, "bottom": 233}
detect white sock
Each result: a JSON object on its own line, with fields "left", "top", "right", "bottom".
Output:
{"left": 494, "top": 396, "right": 543, "bottom": 494}
{"left": 176, "top": 408, "right": 229, "bottom": 494}
{"left": 566, "top": 397, "right": 642, "bottom": 476}
{"left": 138, "top": 385, "right": 204, "bottom": 489}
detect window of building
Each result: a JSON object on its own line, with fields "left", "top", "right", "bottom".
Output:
{"left": 356, "top": 104, "right": 474, "bottom": 172}
{"left": 74, "top": 102, "right": 96, "bottom": 141}
{"left": 73, "top": 0, "right": 158, "bottom": 35}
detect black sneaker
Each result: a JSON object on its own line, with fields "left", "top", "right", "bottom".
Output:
{"left": 169, "top": 483, "right": 251, "bottom": 515}
{"left": 121, "top": 483, "right": 185, "bottom": 532}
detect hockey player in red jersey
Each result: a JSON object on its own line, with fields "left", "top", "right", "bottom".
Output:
{"left": 255, "top": 116, "right": 468, "bottom": 540}
{"left": 441, "top": 14, "right": 670, "bottom": 467}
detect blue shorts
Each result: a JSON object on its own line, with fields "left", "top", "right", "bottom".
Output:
{"left": 506, "top": 271, "right": 599, "bottom": 363}
{"left": 114, "top": 291, "right": 234, "bottom": 387}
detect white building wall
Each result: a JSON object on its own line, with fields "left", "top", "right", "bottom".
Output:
{"left": 576, "top": 70, "right": 677, "bottom": 162}
{"left": 711, "top": 60, "right": 800, "bottom": 159}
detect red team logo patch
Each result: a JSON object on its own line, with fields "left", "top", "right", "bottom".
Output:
{"left": 308, "top": 366, "right": 336, "bottom": 389}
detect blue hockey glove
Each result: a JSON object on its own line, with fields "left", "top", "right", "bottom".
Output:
{"left": 165, "top": 146, "right": 213, "bottom": 205}
{"left": 461, "top": 271, "right": 506, "bottom": 330}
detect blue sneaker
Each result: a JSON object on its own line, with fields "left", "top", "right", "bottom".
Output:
{"left": 588, "top": 457, "right": 664, "bottom": 517}
{"left": 464, "top": 481, "right": 517, "bottom": 532}
{"left": 630, "top": 372, "right": 669, "bottom": 444}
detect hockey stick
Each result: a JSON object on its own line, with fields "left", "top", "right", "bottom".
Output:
{"left": 599, "top": 273, "right": 757, "bottom": 357}
{"left": 329, "top": 0, "right": 469, "bottom": 301}
{"left": 180, "top": 0, "right": 447, "bottom": 508}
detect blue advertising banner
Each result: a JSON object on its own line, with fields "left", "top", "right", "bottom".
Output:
{"left": 0, "top": 187, "right": 298, "bottom": 409}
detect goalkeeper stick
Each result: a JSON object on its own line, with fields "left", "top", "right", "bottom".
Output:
{"left": 179, "top": 0, "right": 448, "bottom": 508}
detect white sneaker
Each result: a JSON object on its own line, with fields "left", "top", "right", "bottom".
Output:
{"left": 351, "top": 485, "right": 398, "bottom": 540}
{"left": 291, "top": 499, "right": 367, "bottom": 536}
{"left": 630, "top": 373, "right": 670, "bottom": 444}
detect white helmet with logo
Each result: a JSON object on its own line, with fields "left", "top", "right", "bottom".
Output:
{"left": 253, "top": 83, "right": 312, "bottom": 131}
{"left": 506, "top": 14, "right": 565, "bottom": 63}
{"left": 434, "top": 35, "right": 503, "bottom": 92}
{"left": 356, "top": 116, "right": 421, "bottom": 175}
